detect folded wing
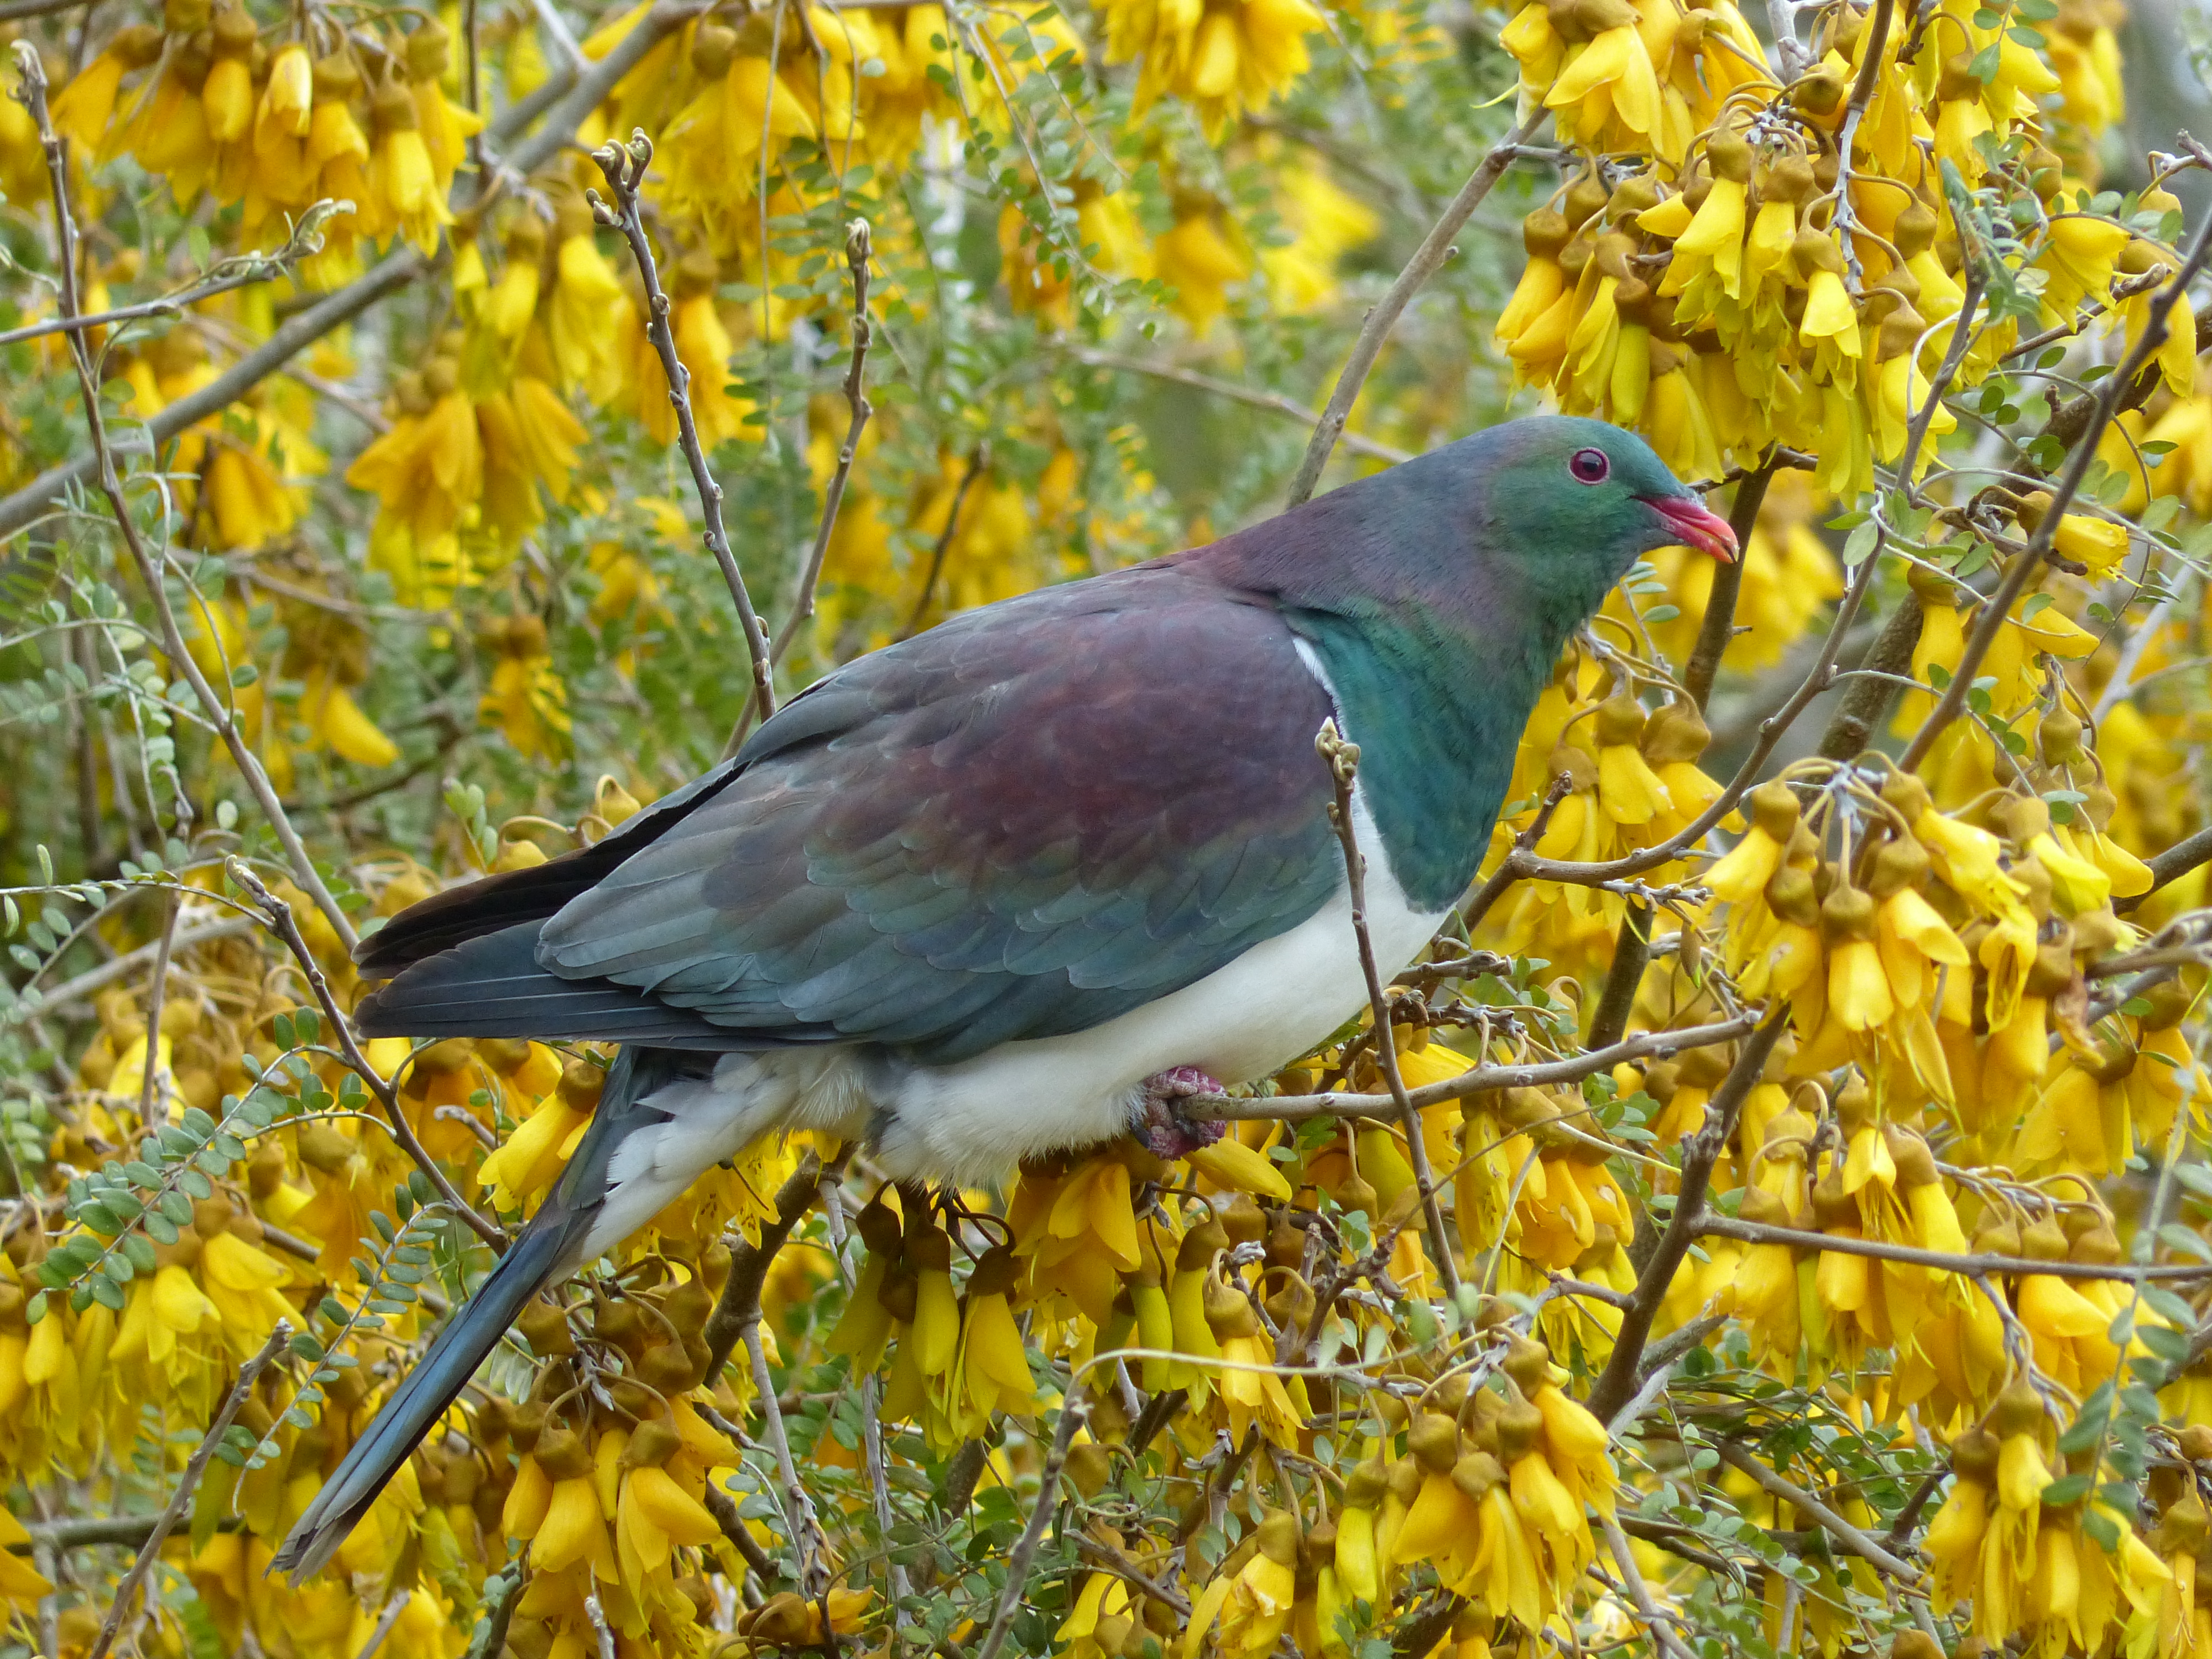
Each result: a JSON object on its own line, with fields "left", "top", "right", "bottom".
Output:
{"left": 358, "top": 562, "right": 1345, "bottom": 1061}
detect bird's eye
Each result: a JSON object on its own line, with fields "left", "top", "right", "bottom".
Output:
{"left": 1569, "top": 448, "right": 1610, "bottom": 484}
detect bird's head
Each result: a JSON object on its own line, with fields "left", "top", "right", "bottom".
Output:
{"left": 1477, "top": 416, "right": 1737, "bottom": 610}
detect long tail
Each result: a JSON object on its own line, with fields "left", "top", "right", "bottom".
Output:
{"left": 270, "top": 1046, "right": 694, "bottom": 1581}
{"left": 270, "top": 1199, "right": 576, "bottom": 1580}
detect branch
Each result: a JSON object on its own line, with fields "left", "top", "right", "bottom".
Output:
{"left": 0, "top": 0, "right": 706, "bottom": 546}
{"left": 0, "top": 204, "right": 351, "bottom": 349}
{"left": 972, "top": 1397, "right": 1086, "bottom": 1659}
{"left": 6, "top": 915, "right": 253, "bottom": 1019}
{"left": 702, "top": 1154, "right": 825, "bottom": 1385}
{"left": 1584, "top": 899, "right": 1652, "bottom": 1053}
{"left": 769, "top": 220, "right": 874, "bottom": 670}
{"left": 1317, "top": 719, "right": 1457, "bottom": 1296}
{"left": 85, "top": 1321, "right": 288, "bottom": 1659}
{"left": 10, "top": 43, "right": 357, "bottom": 952}
{"left": 1063, "top": 346, "right": 1411, "bottom": 465}
{"left": 1458, "top": 770, "right": 1573, "bottom": 932}
{"left": 1190, "top": 1013, "right": 1759, "bottom": 1121}
{"left": 1698, "top": 1212, "right": 2212, "bottom": 1281}
{"left": 1681, "top": 463, "right": 1778, "bottom": 712}
{"left": 589, "top": 132, "right": 776, "bottom": 729}
{"left": 1712, "top": 1441, "right": 1921, "bottom": 1581}
{"left": 225, "top": 859, "right": 503, "bottom": 1250}
{"left": 1818, "top": 264, "right": 1987, "bottom": 760}
{"left": 1284, "top": 109, "right": 1550, "bottom": 507}
{"left": 1828, "top": 0, "right": 1895, "bottom": 285}
{"left": 1600, "top": 1515, "right": 1698, "bottom": 1659}
{"left": 352, "top": 1595, "right": 410, "bottom": 1659}
{"left": 899, "top": 446, "right": 989, "bottom": 640}
{"left": 1900, "top": 151, "right": 2212, "bottom": 769}
{"left": 1583, "top": 1008, "right": 1788, "bottom": 1423}
{"left": 2119, "top": 823, "right": 2212, "bottom": 911}
{"left": 745, "top": 1322, "right": 830, "bottom": 1598}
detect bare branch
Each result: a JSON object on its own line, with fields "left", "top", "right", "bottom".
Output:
{"left": 1699, "top": 1211, "right": 2212, "bottom": 1281}
{"left": 1285, "top": 109, "right": 1550, "bottom": 507}
{"left": 1583, "top": 1008, "right": 1787, "bottom": 1423}
{"left": 1681, "top": 463, "right": 1778, "bottom": 712}
{"left": 589, "top": 132, "right": 776, "bottom": 729}
{"left": 1191, "top": 1013, "right": 1759, "bottom": 1121}
{"left": 972, "top": 1396, "right": 1086, "bottom": 1659}
{"left": 1317, "top": 719, "right": 1458, "bottom": 1296}
{"left": 1711, "top": 1441, "right": 1921, "bottom": 1581}
{"left": 770, "top": 220, "right": 876, "bottom": 670}
{"left": 225, "top": 859, "right": 504, "bottom": 1250}
{"left": 1900, "top": 156, "right": 2212, "bottom": 769}
{"left": 85, "top": 1322, "right": 288, "bottom": 1659}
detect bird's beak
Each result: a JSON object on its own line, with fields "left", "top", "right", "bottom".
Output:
{"left": 1641, "top": 494, "right": 1739, "bottom": 564}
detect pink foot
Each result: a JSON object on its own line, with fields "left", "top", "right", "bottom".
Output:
{"left": 1134, "top": 1066, "right": 1227, "bottom": 1159}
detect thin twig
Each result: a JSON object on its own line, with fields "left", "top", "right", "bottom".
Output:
{"left": 1698, "top": 1212, "right": 2212, "bottom": 1281}
{"left": 1818, "top": 264, "right": 1989, "bottom": 761}
{"left": 1317, "top": 718, "right": 1458, "bottom": 1297}
{"left": 1285, "top": 110, "right": 1548, "bottom": 506}
{"left": 1601, "top": 1515, "right": 1697, "bottom": 1659}
{"left": 1712, "top": 1442, "right": 1920, "bottom": 1580}
{"left": 900, "top": 446, "right": 989, "bottom": 639}
{"left": 0, "top": 206, "right": 349, "bottom": 349}
{"left": 1900, "top": 150, "right": 2212, "bottom": 770}
{"left": 1459, "top": 771, "right": 1573, "bottom": 931}
{"left": 972, "top": 1396, "right": 1086, "bottom": 1659}
{"left": 581, "top": 1589, "right": 617, "bottom": 1659}
{"left": 1584, "top": 1009, "right": 1788, "bottom": 1423}
{"left": 589, "top": 131, "right": 776, "bottom": 729}
{"left": 1063, "top": 346, "right": 1411, "bottom": 465}
{"left": 86, "top": 1322, "right": 288, "bottom": 1659}
{"left": 353, "top": 1594, "right": 410, "bottom": 1659}
{"left": 10, "top": 43, "right": 358, "bottom": 952}
{"left": 7, "top": 915, "right": 253, "bottom": 1019}
{"left": 769, "top": 219, "right": 875, "bottom": 671}
{"left": 1191, "top": 1013, "right": 1758, "bottom": 1121}
{"left": 747, "top": 1323, "right": 831, "bottom": 1597}
{"left": 1828, "top": 0, "right": 1894, "bottom": 285}
{"left": 225, "top": 859, "right": 503, "bottom": 1249}
{"left": 135, "top": 889, "right": 179, "bottom": 1123}
{"left": 2122, "top": 824, "right": 2212, "bottom": 909}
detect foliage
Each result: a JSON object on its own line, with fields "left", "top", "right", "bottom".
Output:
{"left": 0, "top": 0, "right": 2207, "bottom": 1655}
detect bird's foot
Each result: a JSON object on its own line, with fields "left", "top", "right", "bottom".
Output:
{"left": 1134, "top": 1066, "right": 1226, "bottom": 1160}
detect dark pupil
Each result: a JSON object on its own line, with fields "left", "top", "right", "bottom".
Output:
{"left": 1573, "top": 450, "right": 1607, "bottom": 481}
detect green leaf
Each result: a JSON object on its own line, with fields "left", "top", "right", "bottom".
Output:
{"left": 2039, "top": 1474, "right": 2093, "bottom": 1510}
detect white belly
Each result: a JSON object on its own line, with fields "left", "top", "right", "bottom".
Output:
{"left": 868, "top": 789, "right": 1446, "bottom": 1185}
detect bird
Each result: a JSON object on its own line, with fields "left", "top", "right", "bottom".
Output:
{"left": 272, "top": 414, "right": 1736, "bottom": 1577}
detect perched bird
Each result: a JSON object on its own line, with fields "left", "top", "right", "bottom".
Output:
{"left": 273, "top": 415, "right": 1734, "bottom": 1575}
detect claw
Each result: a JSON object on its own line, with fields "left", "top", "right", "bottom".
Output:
{"left": 1134, "top": 1066, "right": 1227, "bottom": 1160}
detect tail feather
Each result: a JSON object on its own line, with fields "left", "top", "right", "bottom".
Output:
{"left": 354, "top": 922, "right": 769, "bottom": 1050}
{"left": 269, "top": 1212, "right": 573, "bottom": 1581}
{"left": 270, "top": 1047, "right": 706, "bottom": 1582}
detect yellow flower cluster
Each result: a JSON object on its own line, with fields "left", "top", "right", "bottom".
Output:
{"left": 1493, "top": 0, "right": 2187, "bottom": 498}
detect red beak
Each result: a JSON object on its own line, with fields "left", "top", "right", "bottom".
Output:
{"left": 1641, "top": 494, "right": 1739, "bottom": 564}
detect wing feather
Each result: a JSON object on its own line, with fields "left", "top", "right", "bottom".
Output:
{"left": 363, "top": 564, "right": 1345, "bottom": 1061}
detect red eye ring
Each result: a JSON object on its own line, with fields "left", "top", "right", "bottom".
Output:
{"left": 1569, "top": 448, "right": 1610, "bottom": 484}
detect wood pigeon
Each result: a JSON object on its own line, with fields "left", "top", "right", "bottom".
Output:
{"left": 273, "top": 414, "right": 1735, "bottom": 1576}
